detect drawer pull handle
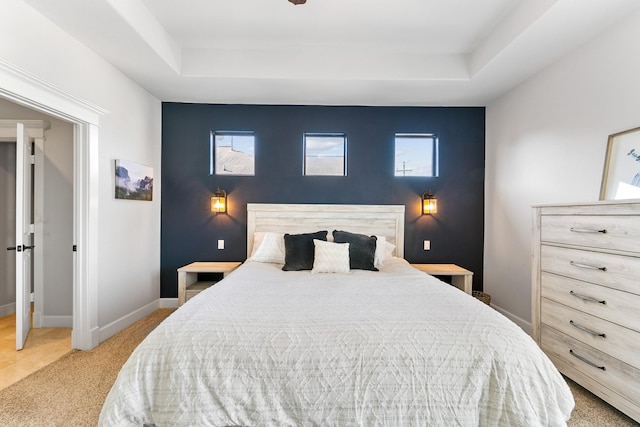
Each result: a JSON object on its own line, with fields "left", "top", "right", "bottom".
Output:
{"left": 570, "top": 349, "right": 606, "bottom": 371}
{"left": 570, "top": 261, "right": 607, "bottom": 271}
{"left": 570, "top": 227, "right": 607, "bottom": 234}
{"left": 570, "top": 320, "right": 606, "bottom": 338}
{"left": 570, "top": 290, "right": 606, "bottom": 305}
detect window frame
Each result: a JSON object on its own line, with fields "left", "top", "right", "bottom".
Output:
{"left": 303, "top": 132, "right": 347, "bottom": 176}
{"left": 209, "top": 130, "right": 256, "bottom": 176}
{"left": 394, "top": 133, "right": 439, "bottom": 177}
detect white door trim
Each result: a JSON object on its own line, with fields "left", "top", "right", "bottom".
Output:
{"left": 0, "top": 58, "right": 109, "bottom": 350}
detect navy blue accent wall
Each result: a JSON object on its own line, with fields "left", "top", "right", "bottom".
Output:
{"left": 161, "top": 103, "right": 485, "bottom": 298}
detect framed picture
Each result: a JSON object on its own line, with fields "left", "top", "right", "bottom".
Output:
{"left": 115, "top": 159, "right": 153, "bottom": 201}
{"left": 600, "top": 127, "right": 640, "bottom": 200}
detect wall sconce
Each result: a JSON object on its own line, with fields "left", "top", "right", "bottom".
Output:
{"left": 211, "top": 188, "right": 227, "bottom": 214}
{"left": 422, "top": 191, "right": 438, "bottom": 215}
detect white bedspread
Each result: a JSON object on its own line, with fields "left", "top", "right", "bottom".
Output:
{"left": 99, "top": 258, "right": 574, "bottom": 426}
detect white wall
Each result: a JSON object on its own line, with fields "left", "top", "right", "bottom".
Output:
{"left": 485, "top": 9, "right": 640, "bottom": 332}
{"left": 40, "top": 115, "right": 73, "bottom": 321}
{"left": 0, "top": 0, "right": 162, "bottom": 335}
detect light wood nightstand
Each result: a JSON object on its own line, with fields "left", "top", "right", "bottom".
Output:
{"left": 177, "top": 261, "right": 242, "bottom": 306}
{"left": 411, "top": 263, "right": 473, "bottom": 295}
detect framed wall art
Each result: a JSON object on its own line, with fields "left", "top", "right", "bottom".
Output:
{"left": 600, "top": 127, "right": 640, "bottom": 200}
{"left": 115, "top": 159, "right": 154, "bottom": 201}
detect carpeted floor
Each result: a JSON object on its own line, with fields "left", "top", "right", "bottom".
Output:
{"left": 566, "top": 378, "right": 638, "bottom": 426}
{"left": 0, "top": 308, "right": 174, "bottom": 427}
{"left": 0, "top": 308, "right": 637, "bottom": 426}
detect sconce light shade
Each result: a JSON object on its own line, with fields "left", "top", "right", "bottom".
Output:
{"left": 422, "top": 191, "right": 438, "bottom": 215}
{"left": 211, "top": 188, "right": 227, "bottom": 214}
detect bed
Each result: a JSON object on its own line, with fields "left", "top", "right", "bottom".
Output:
{"left": 99, "top": 204, "right": 574, "bottom": 426}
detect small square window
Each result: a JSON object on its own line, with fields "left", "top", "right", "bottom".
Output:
{"left": 394, "top": 134, "right": 438, "bottom": 177}
{"left": 210, "top": 131, "right": 255, "bottom": 175}
{"left": 304, "top": 133, "right": 346, "bottom": 176}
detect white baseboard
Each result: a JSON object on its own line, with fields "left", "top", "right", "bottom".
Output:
{"left": 97, "top": 298, "right": 179, "bottom": 344}
{"left": 159, "top": 298, "right": 178, "bottom": 309}
{"left": 0, "top": 302, "right": 16, "bottom": 317}
{"left": 40, "top": 315, "right": 73, "bottom": 328}
{"left": 491, "top": 303, "right": 533, "bottom": 336}
{"left": 73, "top": 326, "right": 100, "bottom": 351}
{"left": 33, "top": 310, "right": 42, "bottom": 328}
{"left": 33, "top": 310, "right": 72, "bottom": 328}
{"left": 98, "top": 300, "right": 160, "bottom": 343}
{"left": 3, "top": 306, "right": 72, "bottom": 328}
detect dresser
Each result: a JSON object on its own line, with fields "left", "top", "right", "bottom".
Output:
{"left": 532, "top": 200, "right": 640, "bottom": 422}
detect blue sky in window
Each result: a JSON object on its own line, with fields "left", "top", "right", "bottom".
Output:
{"left": 305, "top": 135, "right": 345, "bottom": 157}
{"left": 395, "top": 136, "right": 434, "bottom": 176}
{"left": 215, "top": 134, "right": 255, "bottom": 155}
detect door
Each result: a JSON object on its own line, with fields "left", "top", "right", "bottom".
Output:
{"left": 15, "top": 123, "right": 33, "bottom": 350}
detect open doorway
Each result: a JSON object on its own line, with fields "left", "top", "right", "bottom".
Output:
{"left": 0, "top": 60, "right": 105, "bottom": 352}
{"left": 0, "top": 102, "right": 73, "bottom": 363}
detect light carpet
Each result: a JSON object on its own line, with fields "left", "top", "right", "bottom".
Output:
{"left": 0, "top": 309, "right": 173, "bottom": 427}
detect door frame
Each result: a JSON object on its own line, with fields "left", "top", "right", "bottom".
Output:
{"left": 0, "top": 58, "right": 108, "bottom": 350}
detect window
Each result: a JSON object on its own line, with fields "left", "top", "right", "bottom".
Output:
{"left": 394, "top": 133, "right": 438, "bottom": 177}
{"left": 210, "top": 131, "right": 255, "bottom": 175}
{"left": 304, "top": 133, "right": 346, "bottom": 176}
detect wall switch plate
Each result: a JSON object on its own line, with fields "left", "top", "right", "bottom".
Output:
{"left": 217, "top": 240, "right": 224, "bottom": 250}
{"left": 423, "top": 240, "right": 431, "bottom": 251}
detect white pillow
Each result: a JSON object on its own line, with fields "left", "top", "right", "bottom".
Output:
{"left": 250, "top": 232, "right": 266, "bottom": 256}
{"left": 374, "top": 236, "right": 396, "bottom": 266}
{"left": 311, "top": 239, "right": 350, "bottom": 274}
{"left": 250, "top": 232, "right": 285, "bottom": 264}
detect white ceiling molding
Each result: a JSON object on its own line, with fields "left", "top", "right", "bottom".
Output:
{"left": 22, "top": 0, "right": 640, "bottom": 106}
{"left": 104, "top": 0, "right": 182, "bottom": 74}
{"left": 0, "top": 58, "right": 109, "bottom": 125}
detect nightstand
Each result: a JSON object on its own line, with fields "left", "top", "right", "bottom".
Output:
{"left": 177, "top": 261, "right": 242, "bottom": 306}
{"left": 411, "top": 263, "right": 473, "bottom": 295}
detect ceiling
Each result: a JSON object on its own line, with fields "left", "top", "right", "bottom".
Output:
{"left": 23, "top": 0, "right": 640, "bottom": 106}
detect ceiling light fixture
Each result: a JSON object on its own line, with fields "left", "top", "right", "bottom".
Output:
{"left": 288, "top": 0, "right": 306, "bottom": 4}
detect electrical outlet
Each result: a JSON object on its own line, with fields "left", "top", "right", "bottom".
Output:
{"left": 218, "top": 240, "right": 225, "bottom": 250}
{"left": 423, "top": 240, "right": 431, "bottom": 251}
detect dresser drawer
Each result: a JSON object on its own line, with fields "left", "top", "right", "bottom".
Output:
{"left": 541, "top": 215, "right": 640, "bottom": 253}
{"left": 541, "top": 245, "right": 640, "bottom": 295}
{"left": 541, "top": 325, "right": 640, "bottom": 406}
{"left": 541, "top": 271, "right": 640, "bottom": 332}
{"left": 541, "top": 298, "right": 640, "bottom": 369}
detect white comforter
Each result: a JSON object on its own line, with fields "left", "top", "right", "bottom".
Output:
{"left": 100, "top": 258, "right": 574, "bottom": 426}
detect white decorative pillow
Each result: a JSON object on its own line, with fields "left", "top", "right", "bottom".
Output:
{"left": 374, "top": 236, "right": 396, "bottom": 266}
{"left": 250, "top": 232, "right": 285, "bottom": 264}
{"left": 250, "top": 232, "right": 266, "bottom": 257}
{"left": 384, "top": 240, "right": 396, "bottom": 258}
{"left": 311, "top": 239, "right": 350, "bottom": 274}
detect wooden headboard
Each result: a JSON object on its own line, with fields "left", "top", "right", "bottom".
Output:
{"left": 246, "top": 204, "right": 405, "bottom": 258}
